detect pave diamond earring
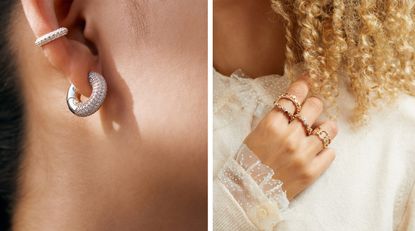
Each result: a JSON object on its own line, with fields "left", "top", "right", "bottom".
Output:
{"left": 67, "top": 72, "right": 107, "bottom": 117}
{"left": 35, "top": 27, "right": 68, "bottom": 47}
{"left": 35, "top": 27, "right": 108, "bottom": 117}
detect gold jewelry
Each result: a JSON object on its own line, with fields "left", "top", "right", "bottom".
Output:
{"left": 292, "top": 114, "right": 313, "bottom": 136}
{"left": 276, "top": 93, "right": 302, "bottom": 114}
{"left": 312, "top": 127, "right": 331, "bottom": 148}
{"left": 273, "top": 103, "right": 294, "bottom": 121}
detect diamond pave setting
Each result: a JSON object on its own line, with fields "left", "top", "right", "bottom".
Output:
{"left": 35, "top": 27, "right": 68, "bottom": 47}
{"left": 66, "top": 72, "right": 107, "bottom": 117}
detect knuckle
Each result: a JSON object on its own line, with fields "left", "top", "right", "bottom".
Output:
{"left": 266, "top": 120, "right": 283, "bottom": 137}
{"left": 271, "top": 119, "right": 284, "bottom": 131}
{"left": 285, "top": 142, "right": 297, "bottom": 154}
{"left": 307, "top": 97, "right": 324, "bottom": 111}
{"left": 300, "top": 169, "right": 315, "bottom": 182}
{"left": 291, "top": 156, "right": 307, "bottom": 169}
{"left": 259, "top": 117, "right": 273, "bottom": 129}
{"left": 284, "top": 136, "right": 299, "bottom": 153}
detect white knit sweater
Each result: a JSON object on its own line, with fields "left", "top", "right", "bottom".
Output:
{"left": 213, "top": 69, "right": 415, "bottom": 231}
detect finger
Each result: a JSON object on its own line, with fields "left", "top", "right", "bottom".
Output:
{"left": 279, "top": 76, "right": 310, "bottom": 114}
{"left": 310, "top": 148, "right": 335, "bottom": 178}
{"left": 305, "top": 120, "right": 338, "bottom": 155}
{"left": 269, "top": 75, "right": 310, "bottom": 123}
{"left": 311, "top": 119, "right": 325, "bottom": 127}
{"left": 289, "top": 96, "right": 324, "bottom": 136}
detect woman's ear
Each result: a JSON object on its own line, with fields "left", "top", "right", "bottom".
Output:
{"left": 21, "top": 0, "right": 99, "bottom": 96}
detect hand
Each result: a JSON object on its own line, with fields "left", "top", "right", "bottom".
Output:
{"left": 244, "top": 75, "right": 338, "bottom": 200}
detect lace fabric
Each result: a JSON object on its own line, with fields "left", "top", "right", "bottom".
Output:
{"left": 213, "top": 69, "right": 290, "bottom": 131}
{"left": 218, "top": 144, "right": 289, "bottom": 230}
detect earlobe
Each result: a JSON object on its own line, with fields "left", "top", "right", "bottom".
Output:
{"left": 22, "top": 0, "right": 99, "bottom": 97}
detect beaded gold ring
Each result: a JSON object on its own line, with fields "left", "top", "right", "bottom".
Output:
{"left": 292, "top": 114, "right": 313, "bottom": 136}
{"left": 273, "top": 102, "right": 294, "bottom": 122}
{"left": 276, "top": 93, "right": 302, "bottom": 114}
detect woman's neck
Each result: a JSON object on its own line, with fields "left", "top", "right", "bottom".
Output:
{"left": 213, "top": 0, "right": 286, "bottom": 78}
{"left": 12, "top": 107, "right": 136, "bottom": 230}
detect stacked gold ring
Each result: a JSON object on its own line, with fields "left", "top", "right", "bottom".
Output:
{"left": 312, "top": 127, "right": 331, "bottom": 148}
{"left": 276, "top": 93, "right": 302, "bottom": 114}
{"left": 274, "top": 93, "right": 331, "bottom": 149}
{"left": 292, "top": 114, "right": 313, "bottom": 136}
{"left": 273, "top": 102, "right": 294, "bottom": 121}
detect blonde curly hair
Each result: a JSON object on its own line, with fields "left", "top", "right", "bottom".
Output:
{"left": 271, "top": 0, "right": 415, "bottom": 124}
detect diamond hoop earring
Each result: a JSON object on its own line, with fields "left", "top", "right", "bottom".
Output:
{"left": 67, "top": 72, "right": 107, "bottom": 117}
{"left": 35, "top": 28, "right": 108, "bottom": 117}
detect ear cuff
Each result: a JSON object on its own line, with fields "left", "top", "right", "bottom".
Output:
{"left": 35, "top": 27, "right": 68, "bottom": 47}
{"left": 35, "top": 27, "right": 108, "bottom": 117}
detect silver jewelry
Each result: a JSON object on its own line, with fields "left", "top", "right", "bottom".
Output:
{"left": 35, "top": 27, "right": 68, "bottom": 47}
{"left": 67, "top": 72, "right": 107, "bottom": 117}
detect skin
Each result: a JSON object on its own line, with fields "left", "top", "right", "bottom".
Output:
{"left": 12, "top": 0, "right": 207, "bottom": 230}
{"left": 214, "top": 0, "right": 338, "bottom": 199}
{"left": 213, "top": 0, "right": 286, "bottom": 77}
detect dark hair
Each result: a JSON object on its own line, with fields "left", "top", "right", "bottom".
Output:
{"left": 0, "top": 0, "right": 24, "bottom": 230}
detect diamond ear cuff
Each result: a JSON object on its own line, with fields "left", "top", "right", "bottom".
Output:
{"left": 35, "top": 27, "right": 108, "bottom": 117}
{"left": 35, "top": 27, "right": 68, "bottom": 47}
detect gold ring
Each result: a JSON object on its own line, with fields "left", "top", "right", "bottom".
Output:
{"left": 312, "top": 127, "right": 331, "bottom": 148}
{"left": 273, "top": 103, "right": 294, "bottom": 122}
{"left": 292, "top": 114, "right": 313, "bottom": 136}
{"left": 276, "top": 93, "right": 302, "bottom": 114}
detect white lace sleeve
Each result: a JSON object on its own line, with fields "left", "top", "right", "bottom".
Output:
{"left": 218, "top": 144, "right": 289, "bottom": 230}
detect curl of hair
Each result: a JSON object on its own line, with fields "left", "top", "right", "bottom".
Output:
{"left": 271, "top": 0, "right": 415, "bottom": 124}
